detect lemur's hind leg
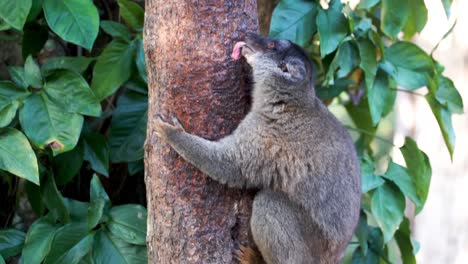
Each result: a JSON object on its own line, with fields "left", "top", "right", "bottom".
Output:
{"left": 250, "top": 190, "right": 316, "bottom": 264}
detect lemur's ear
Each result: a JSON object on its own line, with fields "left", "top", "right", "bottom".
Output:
{"left": 286, "top": 61, "right": 306, "bottom": 80}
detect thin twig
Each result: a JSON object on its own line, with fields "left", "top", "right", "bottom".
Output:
{"left": 390, "top": 88, "right": 426, "bottom": 97}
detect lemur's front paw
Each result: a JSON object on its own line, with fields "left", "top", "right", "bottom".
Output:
{"left": 154, "top": 115, "right": 185, "bottom": 141}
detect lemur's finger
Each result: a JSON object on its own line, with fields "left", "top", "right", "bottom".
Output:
{"left": 172, "top": 116, "right": 184, "bottom": 130}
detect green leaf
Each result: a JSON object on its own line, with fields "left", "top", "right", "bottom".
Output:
{"left": 327, "top": 41, "right": 359, "bottom": 81}
{"left": 0, "top": 81, "right": 30, "bottom": 111}
{"left": 367, "top": 227, "right": 385, "bottom": 257}
{"left": 0, "top": 101, "right": 19, "bottom": 127}
{"left": 399, "top": 137, "right": 432, "bottom": 213}
{"left": 346, "top": 100, "right": 376, "bottom": 153}
{"left": 125, "top": 78, "right": 148, "bottom": 95}
{"left": 269, "top": 0, "right": 318, "bottom": 47}
{"left": 381, "top": 41, "right": 433, "bottom": 90}
{"left": 316, "top": 78, "right": 353, "bottom": 100}
{"left": 357, "top": 38, "right": 377, "bottom": 93}
{"left": 91, "top": 40, "right": 136, "bottom": 100}
{"left": 42, "top": 57, "right": 94, "bottom": 75}
{"left": 351, "top": 246, "right": 379, "bottom": 264}
{"left": 22, "top": 23, "right": 48, "bottom": 58}
{"left": 90, "top": 174, "right": 110, "bottom": 205}
{"left": 24, "top": 55, "right": 43, "bottom": 89}
{"left": 44, "top": 222, "right": 93, "bottom": 264}
{"left": 380, "top": 0, "right": 409, "bottom": 38}
{"left": 101, "top": 20, "right": 132, "bottom": 41}
{"left": 22, "top": 217, "right": 59, "bottom": 264}
{"left": 44, "top": 70, "right": 101, "bottom": 117}
{"left": 0, "top": 128, "right": 39, "bottom": 184}
{"left": 43, "top": 0, "right": 99, "bottom": 50}
{"left": 367, "top": 70, "right": 395, "bottom": 126}
{"left": 426, "top": 94, "right": 455, "bottom": 158}
{"left": 88, "top": 199, "right": 105, "bottom": 230}
{"left": 346, "top": 100, "right": 375, "bottom": 133}
{"left": 403, "top": 0, "right": 428, "bottom": 39}
{"left": 78, "top": 253, "right": 92, "bottom": 264}
{"left": 42, "top": 173, "right": 70, "bottom": 223}
{"left": 84, "top": 133, "right": 109, "bottom": 176}
{"left": 135, "top": 39, "right": 147, "bottom": 83}
{"left": 371, "top": 182, "right": 405, "bottom": 242}
{"left": 7, "top": 67, "right": 27, "bottom": 89}
{"left": 0, "top": 0, "right": 32, "bottom": 30}
{"left": 357, "top": 0, "right": 380, "bottom": 9}
{"left": 117, "top": 0, "right": 144, "bottom": 31}
{"left": 360, "top": 156, "right": 384, "bottom": 193}
{"left": 435, "top": 76, "right": 463, "bottom": 114}
{"left": 128, "top": 160, "right": 144, "bottom": 176}
{"left": 353, "top": 17, "right": 372, "bottom": 37}
{"left": 52, "top": 141, "right": 84, "bottom": 185}
{"left": 317, "top": 0, "right": 349, "bottom": 57}
{"left": 109, "top": 91, "right": 147, "bottom": 162}
{"left": 108, "top": 205, "right": 147, "bottom": 245}
{"left": 354, "top": 213, "right": 369, "bottom": 255}
{"left": 25, "top": 181, "right": 45, "bottom": 215}
{"left": 19, "top": 93, "right": 83, "bottom": 155}
{"left": 92, "top": 229, "right": 147, "bottom": 264}
{"left": 0, "top": 255, "right": 4, "bottom": 264}
{"left": 382, "top": 161, "right": 421, "bottom": 212}
{"left": 385, "top": 42, "right": 433, "bottom": 72}
{"left": 441, "top": 0, "right": 453, "bottom": 18}
{"left": 88, "top": 175, "right": 110, "bottom": 229}
{"left": 27, "top": 0, "right": 43, "bottom": 22}
{"left": 0, "top": 229, "right": 25, "bottom": 258}
{"left": 63, "top": 199, "right": 89, "bottom": 222}
{"left": 0, "top": 20, "right": 11, "bottom": 31}
{"left": 395, "top": 218, "right": 416, "bottom": 264}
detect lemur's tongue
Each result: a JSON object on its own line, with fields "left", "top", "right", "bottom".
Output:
{"left": 231, "top": 41, "right": 246, "bottom": 60}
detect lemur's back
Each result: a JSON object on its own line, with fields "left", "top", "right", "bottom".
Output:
{"left": 232, "top": 95, "right": 360, "bottom": 251}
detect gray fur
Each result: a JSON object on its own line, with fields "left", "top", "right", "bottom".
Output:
{"left": 154, "top": 34, "right": 361, "bottom": 264}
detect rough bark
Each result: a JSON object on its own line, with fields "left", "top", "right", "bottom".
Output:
{"left": 144, "top": 1, "right": 258, "bottom": 263}
{"left": 257, "top": 0, "right": 278, "bottom": 36}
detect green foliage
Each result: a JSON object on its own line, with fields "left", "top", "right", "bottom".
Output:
{"left": 0, "top": 128, "right": 38, "bottom": 184}
{"left": 317, "top": 0, "right": 349, "bottom": 57}
{"left": 0, "top": 0, "right": 32, "bottom": 30}
{"left": 269, "top": 0, "right": 318, "bottom": 47}
{"left": 42, "top": 0, "right": 99, "bottom": 50}
{"left": 0, "top": 229, "right": 26, "bottom": 258}
{"left": 0, "top": 0, "right": 461, "bottom": 263}
{"left": 270, "top": 0, "right": 461, "bottom": 262}
{"left": 91, "top": 40, "right": 137, "bottom": 100}
{"left": 20, "top": 175, "right": 147, "bottom": 264}
{"left": 0, "top": 0, "right": 147, "bottom": 263}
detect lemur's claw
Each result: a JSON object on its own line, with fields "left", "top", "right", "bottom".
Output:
{"left": 172, "top": 116, "right": 184, "bottom": 130}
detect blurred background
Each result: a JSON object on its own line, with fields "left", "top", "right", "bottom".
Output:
{"left": 394, "top": 0, "right": 468, "bottom": 263}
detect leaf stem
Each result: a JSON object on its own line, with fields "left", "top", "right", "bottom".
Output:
{"left": 344, "top": 125, "right": 396, "bottom": 147}
{"left": 431, "top": 20, "right": 457, "bottom": 55}
{"left": 390, "top": 88, "right": 426, "bottom": 97}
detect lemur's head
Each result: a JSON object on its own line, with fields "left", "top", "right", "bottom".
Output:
{"left": 232, "top": 33, "right": 313, "bottom": 90}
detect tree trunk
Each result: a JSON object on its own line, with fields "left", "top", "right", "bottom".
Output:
{"left": 144, "top": 1, "right": 258, "bottom": 263}
{"left": 257, "top": 0, "right": 278, "bottom": 36}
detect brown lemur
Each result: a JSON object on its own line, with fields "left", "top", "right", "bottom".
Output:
{"left": 153, "top": 33, "right": 361, "bottom": 264}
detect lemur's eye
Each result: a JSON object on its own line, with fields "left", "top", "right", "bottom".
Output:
{"left": 279, "top": 62, "right": 289, "bottom": 73}
{"left": 267, "top": 42, "right": 275, "bottom": 49}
